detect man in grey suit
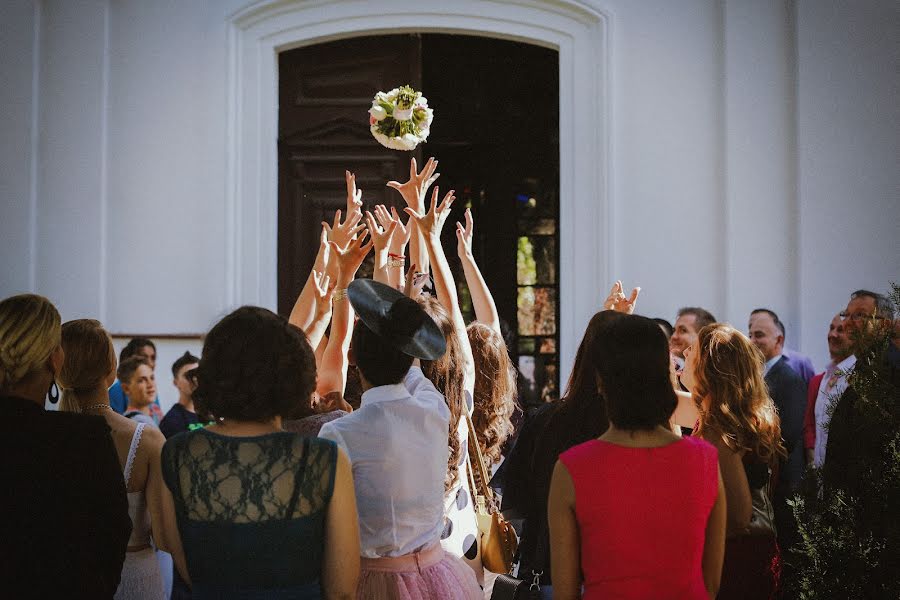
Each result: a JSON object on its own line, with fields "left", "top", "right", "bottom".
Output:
{"left": 748, "top": 308, "right": 807, "bottom": 558}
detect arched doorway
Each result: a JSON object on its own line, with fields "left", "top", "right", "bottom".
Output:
{"left": 278, "top": 33, "right": 560, "bottom": 405}
{"left": 224, "top": 0, "right": 610, "bottom": 381}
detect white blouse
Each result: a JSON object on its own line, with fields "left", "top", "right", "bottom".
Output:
{"left": 319, "top": 366, "right": 451, "bottom": 558}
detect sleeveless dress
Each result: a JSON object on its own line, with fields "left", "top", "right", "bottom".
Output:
{"left": 559, "top": 437, "right": 719, "bottom": 600}
{"left": 115, "top": 422, "right": 165, "bottom": 599}
{"left": 161, "top": 429, "right": 337, "bottom": 599}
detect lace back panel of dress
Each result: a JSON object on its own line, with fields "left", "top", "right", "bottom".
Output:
{"left": 172, "top": 433, "right": 332, "bottom": 523}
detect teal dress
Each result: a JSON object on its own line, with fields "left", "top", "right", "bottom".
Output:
{"left": 162, "top": 429, "right": 337, "bottom": 599}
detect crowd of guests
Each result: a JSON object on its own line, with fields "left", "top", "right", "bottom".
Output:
{"left": 1, "top": 157, "right": 896, "bottom": 600}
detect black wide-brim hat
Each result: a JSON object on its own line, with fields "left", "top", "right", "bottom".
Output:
{"left": 348, "top": 279, "right": 446, "bottom": 361}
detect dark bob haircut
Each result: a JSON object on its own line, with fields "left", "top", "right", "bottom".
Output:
{"left": 595, "top": 314, "right": 677, "bottom": 431}
{"left": 193, "top": 306, "right": 316, "bottom": 422}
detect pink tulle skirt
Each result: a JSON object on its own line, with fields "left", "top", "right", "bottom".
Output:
{"left": 358, "top": 543, "right": 482, "bottom": 600}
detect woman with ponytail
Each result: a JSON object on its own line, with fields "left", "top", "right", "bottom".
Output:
{"left": 0, "top": 294, "right": 132, "bottom": 599}
{"left": 58, "top": 319, "right": 183, "bottom": 599}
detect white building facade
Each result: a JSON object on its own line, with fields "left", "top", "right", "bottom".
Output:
{"left": 1, "top": 0, "right": 898, "bottom": 409}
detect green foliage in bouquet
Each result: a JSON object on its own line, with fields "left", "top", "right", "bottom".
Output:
{"left": 787, "top": 283, "right": 900, "bottom": 599}
{"left": 373, "top": 85, "right": 430, "bottom": 139}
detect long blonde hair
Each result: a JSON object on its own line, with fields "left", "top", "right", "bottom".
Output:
{"left": 0, "top": 294, "right": 61, "bottom": 390}
{"left": 467, "top": 322, "right": 516, "bottom": 466}
{"left": 58, "top": 320, "right": 117, "bottom": 413}
{"left": 692, "top": 324, "right": 786, "bottom": 468}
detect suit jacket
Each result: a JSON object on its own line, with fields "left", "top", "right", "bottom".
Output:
{"left": 0, "top": 396, "right": 132, "bottom": 599}
{"left": 803, "top": 372, "right": 825, "bottom": 450}
{"left": 783, "top": 349, "right": 817, "bottom": 386}
{"left": 824, "top": 343, "right": 900, "bottom": 500}
{"left": 764, "top": 357, "right": 808, "bottom": 494}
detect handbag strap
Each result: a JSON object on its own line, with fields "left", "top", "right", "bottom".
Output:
{"left": 464, "top": 409, "right": 494, "bottom": 503}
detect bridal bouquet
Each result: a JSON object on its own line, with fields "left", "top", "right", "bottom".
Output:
{"left": 369, "top": 85, "right": 433, "bottom": 151}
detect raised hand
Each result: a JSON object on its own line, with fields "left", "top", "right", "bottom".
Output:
{"left": 403, "top": 263, "right": 429, "bottom": 298}
{"left": 374, "top": 204, "right": 412, "bottom": 255}
{"left": 603, "top": 280, "right": 641, "bottom": 314}
{"left": 386, "top": 157, "right": 440, "bottom": 210}
{"left": 404, "top": 186, "right": 456, "bottom": 239}
{"left": 330, "top": 232, "right": 374, "bottom": 285}
{"left": 456, "top": 207, "right": 474, "bottom": 258}
{"left": 365, "top": 210, "right": 398, "bottom": 253}
{"left": 345, "top": 170, "right": 363, "bottom": 218}
{"left": 311, "top": 270, "right": 335, "bottom": 317}
{"left": 323, "top": 209, "right": 365, "bottom": 252}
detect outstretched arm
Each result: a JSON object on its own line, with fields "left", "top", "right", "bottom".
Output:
{"left": 303, "top": 270, "right": 335, "bottom": 351}
{"left": 365, "top": 210, "right": 397, "bottom": 286}
{"left": 288, "top": 227, "right": 330, "bottom": 331}
{"left": 317, "top": 234, "right": 373, "bottom": 397}
{"left": 387, "top": 157, "right": 439, "bottom": 276}
{"left": 405, "top": 187, "right": 475, "bottom": 395}
{"left": 456, "top": 207, "right": 500, "bottom": 334}
{"left": 374, "top": 204, "right": 411, "bottom": 290}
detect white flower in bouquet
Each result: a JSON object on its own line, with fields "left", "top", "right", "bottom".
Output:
{"left": 369, "top": 85, "right": 433, "bottom": 151}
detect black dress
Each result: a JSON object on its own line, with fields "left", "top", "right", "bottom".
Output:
{"left": 0, "top": 395, "right": 132, "bottom": 599}
{"left": 502, "top": 399, "right": 608, "bottom": 584}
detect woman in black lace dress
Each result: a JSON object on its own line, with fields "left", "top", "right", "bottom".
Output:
{"left": 160, "top": 306, "right": 360, "bottom": 599}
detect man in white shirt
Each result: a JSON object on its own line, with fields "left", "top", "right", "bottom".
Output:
{"left": 318, "top": 279, "right": 480, "bottom": 598}
{"left": 803, "top": 313, "right": 856, "bottom": 468}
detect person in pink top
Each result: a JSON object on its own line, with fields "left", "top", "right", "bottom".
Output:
{"left": 548, "top": 314, "right": 726, "bottom": 600}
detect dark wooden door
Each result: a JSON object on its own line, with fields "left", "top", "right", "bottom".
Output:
{"left": 278, "top": 35, "right": 423, "bottom": 315}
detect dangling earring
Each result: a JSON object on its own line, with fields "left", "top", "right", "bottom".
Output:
{"left": 48, "top": 381, "right": 60, "bottom": 404}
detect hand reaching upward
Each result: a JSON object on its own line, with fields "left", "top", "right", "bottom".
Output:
{"left": 404, "top": 187, "right": 456, "bottom": 240}
{"left": 322, "top": 209, "right": 365, "bottom": 252}
{"left": 311, "top": 270, "right": 335, "bottom": 318}
{"left": 603, "top": 280, "right": 641, "bottom": 314}
{"left": 329, "top": 232, "right": 374, "bottom": 285}
{"left": 387, "top": 157, "right": 440, "bottom": 211}
{"left": 374, "top": 204, "right": 412, "bottom": 255}
{"left": 456, "top": 207, "right": 474, "bottom": 259}
{"left": 364, "top": 210, "right": 398, "bottom": 253}
{"left": 345, "top": 170, "right": 363, "bottom": 217}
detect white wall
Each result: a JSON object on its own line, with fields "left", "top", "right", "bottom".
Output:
{"left": 796, "top": 0, "right": 900, "bottom": 367}
{"left": 2, "top": 0, "right": 897, "bottom": 374}
{"left": 0, "top": 1, "right": 38, "bottom": 294}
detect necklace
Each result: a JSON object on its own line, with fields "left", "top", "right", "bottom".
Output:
{"left": 83, "top": 403, "right": 111, "bottom": 412}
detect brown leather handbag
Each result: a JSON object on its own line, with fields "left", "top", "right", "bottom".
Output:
{"left": 465, "top": 410, "right": 519, "bottom": 574}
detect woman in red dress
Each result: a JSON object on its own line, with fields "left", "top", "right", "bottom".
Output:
{"left": 548, "top": 314, "right": 727, "bottom": 599}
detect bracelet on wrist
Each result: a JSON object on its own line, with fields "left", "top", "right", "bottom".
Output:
{"left": 333, "top": 288, "right": 349, "bottom": 302}
{"left": 388, "top": 258, "right": 405, "bottom": 268}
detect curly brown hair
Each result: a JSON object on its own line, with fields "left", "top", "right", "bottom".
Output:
{"left": 193, "top": 306, "right": 317, "bottom": 422}
{"left": 691, "top": 323, "right": 786, "bottom": 468}
{"left": 467, "top": 322, "right": 516, "bottom": 466}
{"left": 418, "top": 296, "right": 465, "bottom": 494}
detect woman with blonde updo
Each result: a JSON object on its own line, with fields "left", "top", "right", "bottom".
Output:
{"left": 681, "top": 323, "right": 787, "bottom": 600}
{"left": 58, "top": 319, "right": 184, "bottom": 599}
{"left": 0, "top": 294, "right": 132, "bottom": 599}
